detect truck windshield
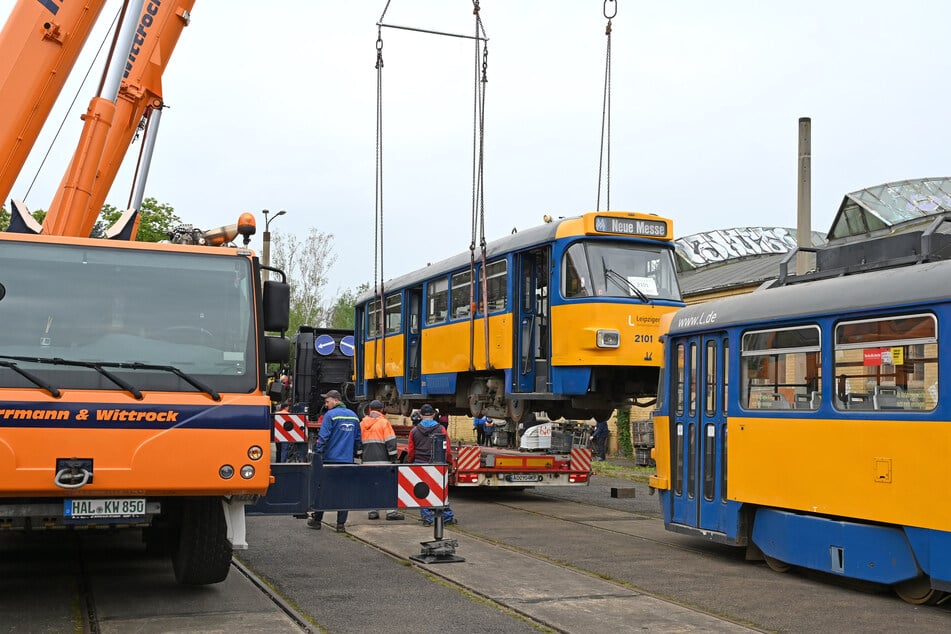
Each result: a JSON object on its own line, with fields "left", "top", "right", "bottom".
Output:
{"left": 0, "top": 240, "right": 256, "bottom": 394}
{"left": 561, "top": 240, "right": 682, "bottom": 301}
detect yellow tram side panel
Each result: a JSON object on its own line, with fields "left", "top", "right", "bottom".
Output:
{"left": 649, "top": 414, "right": 671, "bottom": 490}
{"left": 0, "top": 390, "right": 272, "bottom": 496}
{"left": 363, "top": 333, "right": 407, "bottom": 379}
{"left": 549, "top": 303, "right": 675, "bottom": 367}
{"left": 729, "top": 417, "right": 951, "bottom": 532}
{"left": 421, "top": 314, "right": 513, "bottom": 375}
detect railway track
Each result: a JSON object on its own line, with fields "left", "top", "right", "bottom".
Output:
{"left": 3, "top": 476, "right": 950, "bottom": 632}
{"left": 0, "top": 530, "right": 308, "bottom": 633}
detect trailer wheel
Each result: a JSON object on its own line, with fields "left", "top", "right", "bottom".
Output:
{"left": 171, "top": 498, "right": 232, "bottom": 585}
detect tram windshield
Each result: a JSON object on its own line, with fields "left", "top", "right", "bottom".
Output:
{"left": 562, "top": 240, "right": 681, "bottom": 301}
{"left": 0, "top": 241, "right": 257, "bottom": 394}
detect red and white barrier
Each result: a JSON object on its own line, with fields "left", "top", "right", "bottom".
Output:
{"left": 273, "top": 414, "right": 308, "bottom": 443}
{"left": 397, "top": 464, "right": 448, "bottom": 508}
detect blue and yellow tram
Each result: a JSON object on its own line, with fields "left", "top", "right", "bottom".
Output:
{"left": 353, "top": 211, "right": 684, "bottom": 421}
{"left": 651, "top": 251, "right": 951, "bottom": 604}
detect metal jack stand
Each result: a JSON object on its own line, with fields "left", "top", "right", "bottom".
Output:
{"left": 410, "top": 508, "right": 465, "bottom": 564}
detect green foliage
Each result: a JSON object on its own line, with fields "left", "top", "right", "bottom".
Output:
{"left": 270, "top": 228, "right": 338, "bottom": 337}
{"left": 328, "top": 282, "right": 369, "bottom": 330}
{"left": 615, "top": 407, "right": 633, "bottom": 458}
{"left": 96, "top": 197, "right": 181, "bottom": 242}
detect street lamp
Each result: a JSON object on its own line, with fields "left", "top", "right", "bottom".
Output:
{"left": 261, "top": 208, "right": 286, "bottom": 281}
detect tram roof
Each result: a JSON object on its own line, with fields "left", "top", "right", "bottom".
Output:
{"left": 358, "top": 221, "right": 560, "bottom": 303}
{"left": 667, "top": 257, "right": 951, "bottom": 334}
{"left": 357, "top": 212, "right": 672, "bottom": 302}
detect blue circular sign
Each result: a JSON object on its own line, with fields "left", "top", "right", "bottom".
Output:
{"left": 339, "top": 335, "right": 355, "bottom": 357}
{"left": 314, "top": 334, "right": 336, "bottom": 356}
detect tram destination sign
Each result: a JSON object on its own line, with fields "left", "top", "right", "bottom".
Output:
{"left": 594, "top": 215, "right": 668, "bottom": 238}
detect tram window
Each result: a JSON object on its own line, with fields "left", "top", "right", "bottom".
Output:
{"left": 562, "top": 243, "right": 591, "bottom": 298}
{"left": 384, "top": 294, "right": 401, "bottom": 335}
{"left": 687, "top": 422, "right": 696, "bottom": 499}
{"left": 484, "top": 260, "right": 507, "bottom": 312}
{"left": 675, "top": 344, "right": 685, "bottom": 416}
{"left": 722, "top": 340, "right": 730, "bottom": 414}
{"left": 705, "top": 341, "right": 717, "bottom": 416}
{"left": 688, "top": 343, "right": 697, "bottom": 417}
{"left": 703, "top": 424, "right": 715, "bottom": 501}
{"left": 425, "top": 278, "right": 448, "bottom": 325}
{"left": 834, "top": 313, "right": 937, "bottom": 412}
{"left": 367, "top": 299, "right": 382, "bottom": 338}
{"left": 450, "top": 270, "right": 471, "bottom": 319}
{"left": 674, "top": 423, "right": 684, "bottom": 496}
{"left": 741, "top": 325, "right": 821, "bottom": 411}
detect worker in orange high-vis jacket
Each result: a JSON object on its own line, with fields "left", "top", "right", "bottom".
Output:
{"left": 360, "top": 400, "right": 405, "bottom": 521}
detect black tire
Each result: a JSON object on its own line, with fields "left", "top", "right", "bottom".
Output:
{"left": 172, "top": 498, "right": 232, "bottom": 585}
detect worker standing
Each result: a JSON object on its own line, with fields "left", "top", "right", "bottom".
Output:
{"left": 360, "top": 399, "right": 405, "bottom": 521}
{"left": 407, "top": 404, "right": 456, "bottom": 526}
{"left": 307, "top": 390, "right": 361, "bottom": 532}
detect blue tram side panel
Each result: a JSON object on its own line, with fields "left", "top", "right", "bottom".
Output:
{"left": 353, "top": 211, "right": 685, "bottom": 423}
{"left": 652, "top": 232, "right": 951, "bottom": 605}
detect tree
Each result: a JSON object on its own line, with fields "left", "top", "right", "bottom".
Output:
{"left": 270, "top": 228, "right": 338, "bottom": 336}
{"left": 328, "top": 282, "right": 369, "bottom": 330}
{"left": 94, "top": 197, "right": 181, "bottom": 242}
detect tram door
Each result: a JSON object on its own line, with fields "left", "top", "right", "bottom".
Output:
{"left": 669, "top": 334, "right": 729, "bottom": 533}
{"left": 404, "top": 287, "right": 423, "bottom": 395}
{"left": 514, "top": 249, "right": 550, "bottom": 393}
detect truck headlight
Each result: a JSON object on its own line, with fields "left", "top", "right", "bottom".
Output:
{"left": 597, "top": 329, "right": 620, "bottom": 348}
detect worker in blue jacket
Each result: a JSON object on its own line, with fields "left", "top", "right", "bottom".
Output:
{"left": 307, "top": 389, "right": 362, "bottom": 532}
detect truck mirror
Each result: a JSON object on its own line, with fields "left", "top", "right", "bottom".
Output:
{"left": 263, "top": 280, "right": 290, "bottom": 332}
{"left": 264, "top": 335, "right": 290, "bottom": 364}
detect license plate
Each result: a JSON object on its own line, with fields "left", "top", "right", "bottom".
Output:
{"left": 506, "top": 474, "right": 543, "bottom": 483}
{"left": 64, "top": 498, "right": 146, "bottom": 519}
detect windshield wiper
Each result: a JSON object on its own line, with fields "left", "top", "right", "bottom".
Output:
{"left": 603, "top": 267, "right": 650, "bottom": 303}
{"left": 100, "top": 361, "right": 221, "bottom": 402}
{"left": 0, "top": 359, "right": 61, "bottom": 398}
{"left": 0, "top": 355, "right": 142, "bottom": 399}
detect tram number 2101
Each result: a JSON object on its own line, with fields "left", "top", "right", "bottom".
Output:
{"left": 633, "top": 334, "right": 654, "bottom": 343}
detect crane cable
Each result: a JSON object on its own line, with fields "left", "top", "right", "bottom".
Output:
{"left": 596, "top": 0, "right": 617, "bottom": 211}
{"left": 373, "top": 1, "right": 490, "bottom": 378}
{"left": 468, "top": 0, "right": 490, "bottom": 372}
{"left": 373, "top": 9, "right": 388, "bottom": 380}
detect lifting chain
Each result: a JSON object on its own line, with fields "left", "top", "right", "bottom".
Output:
{"left": 597, "top": 0, "right": 616, "bottom": 211}
{"left": 374, "top": 23, "right": 386, "bottom": 377}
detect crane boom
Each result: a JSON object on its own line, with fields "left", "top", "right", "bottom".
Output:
{"left": 43, "top": 0, "right": 194, "bottom": 238}
{"left": 0, "top": 0, "right": 109, "bottom": 205}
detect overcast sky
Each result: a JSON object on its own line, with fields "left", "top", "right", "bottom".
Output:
{"left": 4, "top": 1, "right": 950, "bottom": 295}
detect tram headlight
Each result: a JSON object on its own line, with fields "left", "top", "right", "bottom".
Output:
{"left": 248, "top": 445, "right": 264, "bottom": 460}
{"left": 240, "top": 465, "right": 256, "bottom": 479}
{"left": 596, "top": 329, "right": 620, "bottom": 348}
{"left": 219, "top": 465, "right": 235, "bottom": 479}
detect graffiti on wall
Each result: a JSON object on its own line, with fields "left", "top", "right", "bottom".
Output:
{"left": 675, "top": 227, "right": 820, "bottom": 267}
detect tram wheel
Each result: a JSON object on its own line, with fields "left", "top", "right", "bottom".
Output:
{"left": 507, "top": 399, "right": 529, "bottom": 423}
{"left": 399, "top": 399, "right": 412, "bottom": 417}
{"left": 894, "top": 576, "right": 944, "bottom": 605}
{"left": 763, "top": 554, "right": 792, "bottom": 573}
